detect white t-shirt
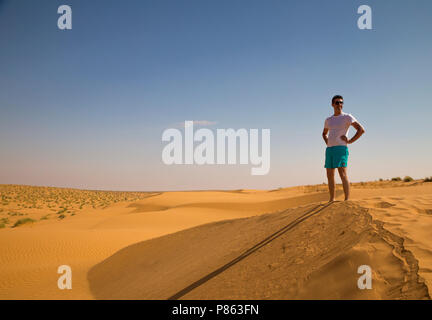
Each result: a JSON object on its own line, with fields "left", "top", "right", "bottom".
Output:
{"left": 324, "top": 112, "right": 358, "bottom": 147}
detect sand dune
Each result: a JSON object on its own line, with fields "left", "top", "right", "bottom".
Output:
{"left": 1, "top": 182, "right": 432, "bottom": 299}
{"left": 88, "top": 201, "right": 429, "bottom": 299}
{"left": 352, "top": 190, "right": 432, "bottom": 297}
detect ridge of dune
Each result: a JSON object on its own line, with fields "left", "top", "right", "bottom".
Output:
{"left": 87, "top": 201, "right": 430, "bottom": 300}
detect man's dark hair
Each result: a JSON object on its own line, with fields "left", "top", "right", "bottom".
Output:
{"left": 332, "top": 95, "right": 343, "bottom": 104}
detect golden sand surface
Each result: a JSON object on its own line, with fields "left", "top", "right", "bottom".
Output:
{"left": 0, "top": 181, "right": 431, "bottom": 299}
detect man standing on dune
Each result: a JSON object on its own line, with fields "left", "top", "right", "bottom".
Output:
{"left": 322, "top": 95, "right": 365, "bottom": 202}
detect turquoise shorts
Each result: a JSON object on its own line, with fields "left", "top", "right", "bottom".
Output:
{"left": 325, "top": 146, "right": 349, "bottom": 169}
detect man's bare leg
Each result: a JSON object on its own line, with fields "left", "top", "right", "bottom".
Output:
{"left": 326, "top": 168, "right": 336, "bottom": 202}
{"left": 338, "top": 167, "right": 350, "bottom": 200}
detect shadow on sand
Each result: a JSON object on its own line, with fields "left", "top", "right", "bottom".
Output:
{"left": 167, "top": 201, "right": 334, "bottom": 299}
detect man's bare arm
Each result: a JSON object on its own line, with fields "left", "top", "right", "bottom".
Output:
{"left": 322, "top": 127, "right": 329, "bottom": 145}
{"left": 341, "top": 122, "right": 365, "bottom": 144}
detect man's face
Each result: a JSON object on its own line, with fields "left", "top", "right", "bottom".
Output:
{"left": 332, "top": 99, "right": 344, "bottom": 113}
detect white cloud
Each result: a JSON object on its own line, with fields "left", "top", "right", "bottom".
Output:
{"left": 174, "top": 120, "right": 218, "bottom": 128}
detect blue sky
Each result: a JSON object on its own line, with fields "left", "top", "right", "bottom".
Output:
{"left": 0, "top": 0, "right": 431, "bottom": 190}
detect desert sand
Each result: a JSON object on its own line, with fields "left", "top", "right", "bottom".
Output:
{"left": 0, "top": 180, "right": 431, "bottom": 299}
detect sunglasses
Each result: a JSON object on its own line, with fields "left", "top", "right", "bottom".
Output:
{"left": 334, "top": 101, "right": 344, "bottom": 105}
